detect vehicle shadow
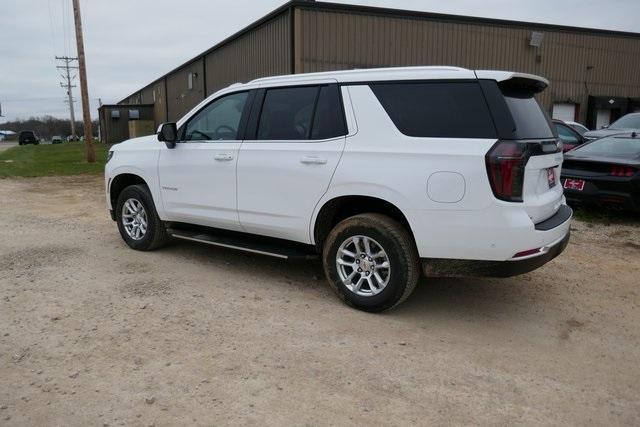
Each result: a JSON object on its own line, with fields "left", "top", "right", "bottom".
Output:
{"left": 164, "top": 240, "right": 541, "bottom": 321}
{"left": 397, "top": 275, "right": 535, "bottom": 320}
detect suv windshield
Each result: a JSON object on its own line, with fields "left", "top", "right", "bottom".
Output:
{"left": 609, "top": 113, "right": 640, "bottom": 130}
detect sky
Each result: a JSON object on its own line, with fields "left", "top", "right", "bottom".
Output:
{"left": 1, "top": 0, "right": 639, "bottom": 124}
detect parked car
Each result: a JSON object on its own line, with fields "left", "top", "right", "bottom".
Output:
{"left": 565, "top": 120, "right": 589, "bottom": 135}
{"left": 52, "top": 136, "right": 63, "bottom": 144}
{"left": 583, "top": 112, "right": 640, "bottom": 140}
{"left": 105, "top": 66, "right": 572, "bottom": 312}
{"left": 561, "top": 132, "right": 640, "bottom": 212}
{"left": 553, "top": 119, "right": 587, "bottom": 152}
{"left": 18, "top": 130, "right": 40, "bottom": 145}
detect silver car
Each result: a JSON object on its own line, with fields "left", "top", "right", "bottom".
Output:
{"left": 583, "top": 113, "right": 640, "bottom": 140}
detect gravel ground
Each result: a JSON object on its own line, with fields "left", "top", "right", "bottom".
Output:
{"left": 0, "top": 175, "right": 639, "bottom": 426}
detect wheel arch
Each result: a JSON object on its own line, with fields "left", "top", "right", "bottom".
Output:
{"left": 312, "top": 195, "right": 415, "bottom": 251}
{"left": 109, "top": 173, "right": 149, "bottom": 214}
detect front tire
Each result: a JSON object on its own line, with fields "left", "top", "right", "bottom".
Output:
{"left": 115, "top": 184, "right": 168, "bottom": 251}
{"left": 323, "top": 213, "right": 420, "bottom": 312}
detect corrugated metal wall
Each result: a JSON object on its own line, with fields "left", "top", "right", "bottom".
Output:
{"left": 116, "top": 3, "right": 640, "bottom": 127}
{"left": 118, "top": 10, "right": 291, "bottom": 123}
{"left": 165, "top": 59, "right": 205, "bottom": 121}
{"left": 140, "top": 80, "right": 167, "bottom": 125}
{"left": 294, "top": 7, "right": 640, "bottom": 123}
{"left": 204, "top": 11, "right": 291, "bottom": 96}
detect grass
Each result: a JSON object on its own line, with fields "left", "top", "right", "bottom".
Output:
{"left": 0, "top": 142, "right": 110, "bottom": 177}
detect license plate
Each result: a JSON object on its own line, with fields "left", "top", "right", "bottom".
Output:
{"left": 563, "top": 178, "right": 585, "bottom": 191}
{"left": 547, "top": 168, "right": 556, "bottom": 188}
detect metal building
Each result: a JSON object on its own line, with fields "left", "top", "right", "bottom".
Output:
{"left": 111, "top": 0, "right": 640, "bottom": 144}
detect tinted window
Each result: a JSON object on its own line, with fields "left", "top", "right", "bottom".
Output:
{"left": 311, "top": 85, "right": 347, "bottom": 140}
{"left": 257, "top": 87, "right": 318, "bottom": 140}
{"left": 500, "top": 86, "right": 554, "bottom": 139}
{"left": 554, "top": 123, "right": 580, "bottom": 144}
{"left": 573, "top": 135, "right": 640, "bottom": 158}
{"left": 370, "top": 82, "right": 496, "bottom": 138}
{"left": 184, "top": 91, "right": 248, "bottom": 141}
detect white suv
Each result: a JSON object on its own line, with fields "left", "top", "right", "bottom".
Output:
{"left": 105, "top": 66, "right": 572, "bottom": 312}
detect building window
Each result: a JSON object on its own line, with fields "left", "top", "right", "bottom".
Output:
{"left": 152, "top": 90, "right": 156, "bottom": 102}
{"left": 129, "top": 109, "right": 140, "bottom": 120}
{"left": 188, "top": 73, "right": 196, "bottom": 90}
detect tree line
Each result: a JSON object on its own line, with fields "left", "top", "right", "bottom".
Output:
{"left": 0, "top": 116, "right": 99, "bottom": 141}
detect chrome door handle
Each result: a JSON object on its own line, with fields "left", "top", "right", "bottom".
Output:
{"left": 300, "top": 156, "right": 327, "bottom": 165}
{"left": 214, "top": 153, "right": 234, "bottom": 161}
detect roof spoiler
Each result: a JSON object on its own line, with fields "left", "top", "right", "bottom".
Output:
{"left": 475, "top": 70, "right": 549, "bottom": 93}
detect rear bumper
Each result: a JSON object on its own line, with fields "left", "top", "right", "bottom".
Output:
{"left": 563, "top": 185, "right": 639, "bottom": 212}
{"left": 422, "top": 230, "right": 570, "bottom": 278}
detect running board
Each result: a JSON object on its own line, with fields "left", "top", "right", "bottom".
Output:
{"left": 168, "top": 228, "right": 318, "bottom": 260}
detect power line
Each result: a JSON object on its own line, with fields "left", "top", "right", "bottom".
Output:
{"left": 56, "top": 55, "right": 79, "bottom": 138}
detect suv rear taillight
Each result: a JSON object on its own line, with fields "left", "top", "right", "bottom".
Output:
{"left": 485, "top": 141, "right": 528, "bottom": 202}
{"left": 485, "top": 139, "right": 561, "bottom": 202}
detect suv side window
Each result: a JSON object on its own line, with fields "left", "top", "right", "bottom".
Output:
{"left": 370, "top": 82, "right": 497, "bottom": 138}
{"left": 255, "top": 85, "right": 347, "bottom": 141}
{"left": 311, "top": 85, "right": 347, "bottom": 140}
{"left": 184, "top": 91, "right": 249, "bottom": 141}
{"left": 257, "top": 86, "right": 318, "bottom": 140}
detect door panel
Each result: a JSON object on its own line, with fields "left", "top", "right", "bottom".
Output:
{"left": 157, "top": 91, "right": 250, "bottom": 231}
{"left": 158, "top": 142, "right": 241, "bottom": 230}
{"left": 236, "top": 83, "right": 347, "bottom": 243}
{"left": 237, "top": 138, "right": 345, "bottom": 242}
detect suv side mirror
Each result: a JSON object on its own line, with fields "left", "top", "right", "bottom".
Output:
{"left": 157, "top": 122, "right": 178, "bottom": 148}
{"left": 600, "top": 125, "right": 609, "bottom": 129}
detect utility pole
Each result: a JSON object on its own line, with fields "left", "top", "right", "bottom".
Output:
{"left": 72, "top": 0, "right": 95, "bottom": 163}
{"left": 97, "top": 98, "right": 102, "bottom": 142}
{"left": 56, "top": 56, "right": 78, "bottom": 139}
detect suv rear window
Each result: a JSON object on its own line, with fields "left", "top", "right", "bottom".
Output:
{"left": 370, "top": 82, "right": 497, "bottom": 138}
{"left": 479, "top": 79, "right": 554, "bottom": 140}
{"left": 500, "top": 87, "right": 554, "bottom": 139}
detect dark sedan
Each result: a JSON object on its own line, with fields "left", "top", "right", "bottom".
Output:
{"left": 561, "top": 132, "right": 640, "bottom": 212}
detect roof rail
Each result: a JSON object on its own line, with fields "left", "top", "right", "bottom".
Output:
{"left": 249, "top": 66, "right": 471, "bottom": 84}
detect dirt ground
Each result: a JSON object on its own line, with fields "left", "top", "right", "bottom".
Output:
{"left": 0, "top": 142, "right": 18, "bottom": 152}
{"left": 1, "top": 175, "right": 639, "bottom": 426}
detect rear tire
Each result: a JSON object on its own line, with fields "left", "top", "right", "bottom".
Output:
{"left": 323, "top": 213, "right": 420, "bottom": 312}
{"left": 115, "top": 184, "right": 169, "bottom": 251}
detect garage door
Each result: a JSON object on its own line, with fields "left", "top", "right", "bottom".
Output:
{"left": 552, "top": 103, "right": 576, "bottom": 122}
{"left": 596, "top": 109, "right": 611, "bottom": 129}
